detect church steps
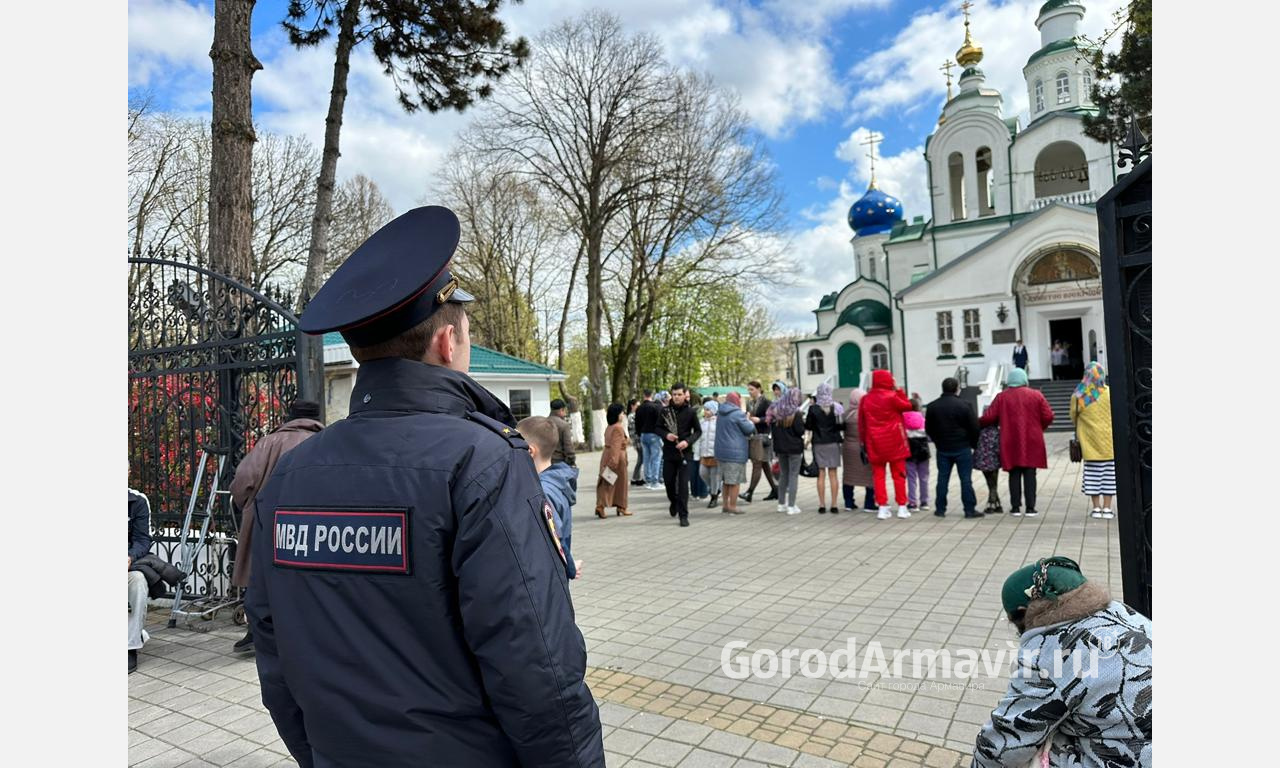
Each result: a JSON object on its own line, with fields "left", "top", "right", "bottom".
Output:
{"left": 1028, "top": 379, "right": 1077, "bottom": 432}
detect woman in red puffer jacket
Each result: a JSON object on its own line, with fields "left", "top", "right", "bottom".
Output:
{"left": 857, "top": 370, "right": 915, "bottom": 520}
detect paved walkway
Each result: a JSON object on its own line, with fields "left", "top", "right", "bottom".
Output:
{"left": 130, "top": 432, "right": 1121, "bottom": 767}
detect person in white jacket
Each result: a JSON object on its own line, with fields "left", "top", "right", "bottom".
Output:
{"left": 698, "top": 399, "right": 721, "bottom": 508}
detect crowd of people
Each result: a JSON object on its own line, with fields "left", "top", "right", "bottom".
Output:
{"left": 570, "top": 363, "right": 1116, "bottom": 526}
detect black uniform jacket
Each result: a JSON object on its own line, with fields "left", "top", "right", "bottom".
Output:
{"left": 246, "top": 358, "right": 604, "bottom": 768}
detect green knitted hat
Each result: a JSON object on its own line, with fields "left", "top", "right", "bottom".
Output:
{"left": 1001, "top": 556, "right": 1087, "bottom": 616}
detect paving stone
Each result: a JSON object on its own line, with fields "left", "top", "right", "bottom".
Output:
{"left": 701, "top": 730, "right": 758, "bottom": 758}
{"left": 635, "top": 737, "right": 694, "bottom": 765}
{"left": 744, "top": 739, "right": 800, "bottom": 766}
{"left": 606, "top": 728, "right": 656, "bottom": 757}
{"left": 676, "top": 748, "right": 737, "bottom": 768}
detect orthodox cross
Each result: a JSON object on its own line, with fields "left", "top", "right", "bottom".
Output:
{"left": 940, "top": 59, "right": 956, "bottom": 100}
{"left": 861, "top": 132, "right": 884, "bottom": 188}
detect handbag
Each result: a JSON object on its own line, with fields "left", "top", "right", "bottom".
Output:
{"left": 600, "top": 466, "right": 618, "bottom": 485}
{"left": 1068, "top": 435, "right": 1083, "bottom": 463}
{"left": 700, "top": 456, "right": 718, "bottom": 467}
{"left": 800, "top": 446, "right": 819, "bottom": 477}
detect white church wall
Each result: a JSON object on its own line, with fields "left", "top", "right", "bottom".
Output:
{"left": 816, "top": 309, "right": 836, "bottom": 336}
{"left": 900, "top": 298, "right": 1013, "bottom": 399}
{"left": 796, "top": 325, "right": 883, "bottom": 394}
{"left": 886, "top": 239, "right": 931, "bottom": 290}
{"left": 928, "top": 111, "right": 1011, "bottom": 223}
{"left": 1011, "top": 117, "right": 1113, "bottom": 211}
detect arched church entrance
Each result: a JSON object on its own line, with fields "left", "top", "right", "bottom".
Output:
{"left": 1013, "top": 246, "right": 1103, "bottom": 381}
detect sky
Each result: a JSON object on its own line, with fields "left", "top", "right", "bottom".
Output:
{"left": 127, "top": 0, "right": 1127, "bottom": 333}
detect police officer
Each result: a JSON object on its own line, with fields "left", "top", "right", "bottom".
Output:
{"left": 246, "top": 206, "right": 605, "bottom": 767}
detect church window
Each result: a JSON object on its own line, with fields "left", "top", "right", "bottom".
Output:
{"left": 871, "top": 344, "right": 889, "bottom": 370}
{"left": 976, "top": 147, "right": 995, "bottom": 217}
{"left": 807, "top": 349, "right": 825, "bottom": 375}
{"left": 1082, "top": 69, "right": 1093, "bottom": 103}
{"left": 963, "top": 309, "right": 982, "bottom": 355}
{"left": 1056, "top": 71, "right": 1070, "bottom": 104}
{"left": 937, "top": 312, "right": 954, "bottom": 356}
{"left": 1034, "top": 79, "right": 1044, "bottom": 112}
{"left": 948, "top": 152, "right": 966, "bottom": 221}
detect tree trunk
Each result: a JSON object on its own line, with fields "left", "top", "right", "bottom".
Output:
{"left": 585, "top": 222, "right": 607, "bottom": 449}
{"left": 208, "top": 0, "right": 261, "bottom": 285}
{"left": 556, "top": 244, "right": 584, "bottom": 402}
{"left": 301, "top": 0, "right": 362, "bottom": 306}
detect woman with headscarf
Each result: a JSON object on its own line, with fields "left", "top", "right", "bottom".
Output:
{"left": 714, "top": 392, "right": 755, "bottom": 515}
{"left": 979, "top": 368, "right": 1054, "bottom": 517}
{"left": 840, "top": 389, "right": 876, "bottom": 512}
{"left": 594, "top": 402, "right": 631, "bottom": 518}
{"left": 1071, "top": 362, "right": 1115, "bottom": 519}
{"left": 804, "top": 381, "right": 844, "bottom": 514}
{"left": 973, "top": 556, "right": 1151, "bottom": 768}
{"left": 766, "top": 384, "right": 806, "bottom": 515}
{"left": 857, "top": 369, "right": 914, "bottom": 519}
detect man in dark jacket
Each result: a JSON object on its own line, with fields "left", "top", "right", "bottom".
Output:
{"left": 128, "top": 488, "right": 152, "bottom": 673}
{"left": 548, "top": 399, "right": 577, "bottom": 466}
{"left": 634, "top": 390, "right": 663, "bottom": 489}
{"left": 660, "top": 383, "right": 702, "bottom": 527}
{"left": 925, "top": 377, "right": 981, "bottom": 518}
{"left": 247, "top": 206, "right": 604, "bottom": 768}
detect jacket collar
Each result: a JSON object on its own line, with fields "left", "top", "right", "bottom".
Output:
{"left": 348, "top": 357, "right": 515, "bottom": 426}
{"left": 277, "top": 418, "right": 325, "bottom": 433}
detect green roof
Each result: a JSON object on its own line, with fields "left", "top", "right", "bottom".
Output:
{"left": 1039, "top": 0, "right": 1079, "bottom": 15}
{"left": 468, "top": 345, "right": 564, "bottom": 376}
{"left": 1026, "top": 38, "right": 1083, "bottom": 68}
{"left": 836, "top": 299, "right": 892, "bottom": 334}
{"left": 817, "top": 291, "right": 839, "bottom": 311}
{"left": 323, "top": 332, "right": 563, "bottom": 377}
{"left": 960, "top": 67, "right": 983, "bottom": 78}
{"left": 885, "top": 218, "right": 928, "bottom": 244}
{"left": 693, "top": 385, "right": 749, "bottom": 398}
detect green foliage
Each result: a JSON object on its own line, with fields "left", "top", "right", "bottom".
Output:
{"left": 283, "top": 0, "right": 529, "bottom": 114}
{"left": 1081, "top": 0, "right": 1152, "bottom": 144}
{"left": 634, "top": 277, "right": 777, "bottom": 396}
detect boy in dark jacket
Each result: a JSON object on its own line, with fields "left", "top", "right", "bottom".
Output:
{"left": 517, "top": 416, "right": 581, "bottom": 580}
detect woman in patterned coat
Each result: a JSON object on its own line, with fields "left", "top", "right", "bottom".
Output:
{"left": 973, "top": 557, "right": 1152, "bottom": 768}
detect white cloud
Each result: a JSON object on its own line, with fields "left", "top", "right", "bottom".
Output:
{"left": 128, "top": 0, "right": 213, "bottom": 88}
{"left": 761, "top": 0, "right": 893, "bottom": 29}
{"left": 847, "top": 0, "right": 1128, "bottom": 125}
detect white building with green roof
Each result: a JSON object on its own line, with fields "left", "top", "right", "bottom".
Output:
{"left": 794, "top": 0, "right": 1116, "bottom": 401}
{"left": 322, "top": 332, "right": 566, "bottom": 422}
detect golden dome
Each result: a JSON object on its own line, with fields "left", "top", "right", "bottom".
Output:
{"left": 956, "top": 23, "right": 983, "bottom": 67}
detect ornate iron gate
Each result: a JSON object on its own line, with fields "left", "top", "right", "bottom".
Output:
{"left": 1097, "top": 156, "right": 1151, "bottom": 617}
{"left": 128, "top": 254, "right": 310, "bottom": 599}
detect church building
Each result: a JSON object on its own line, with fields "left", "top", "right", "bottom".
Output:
{"left": 794, "top": 0, "right": 1117, "bottom": 399}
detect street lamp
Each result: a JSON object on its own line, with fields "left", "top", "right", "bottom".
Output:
{"left": 996, "top": 302, "right": 1009, "bottom": 324}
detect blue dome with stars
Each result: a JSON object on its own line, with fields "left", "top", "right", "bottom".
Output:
{"left": 847, "top": 185, "right": 905, "bottom": 236}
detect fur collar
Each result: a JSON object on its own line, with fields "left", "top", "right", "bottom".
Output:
{"left": 1024, "top": 581, "right": 1112, "bottom": 631}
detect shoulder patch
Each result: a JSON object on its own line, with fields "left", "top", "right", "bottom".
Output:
{"left": 272, "top": 507, "right": 410, "bottom": 574}
{"left": 466, "top": 410, "right": 527, "bottom": 449}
